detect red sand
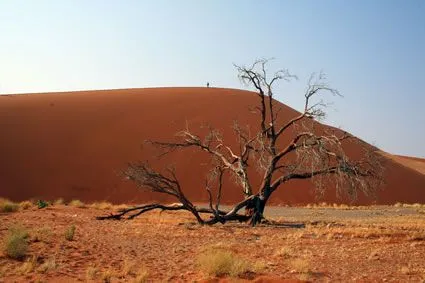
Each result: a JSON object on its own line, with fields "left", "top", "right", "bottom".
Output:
{"left": 1, "top": 88, "right": 424, "bottom": 205}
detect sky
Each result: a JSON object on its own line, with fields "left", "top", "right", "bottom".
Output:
{"left": 1, "top": 0, "right": 424, "bottom": 157}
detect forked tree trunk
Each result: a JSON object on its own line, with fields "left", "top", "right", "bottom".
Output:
{"left": 245, "top": 191, "right": 270, "bottom": 226}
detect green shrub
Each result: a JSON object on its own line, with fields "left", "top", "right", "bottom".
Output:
{"left": 64, "top": 225, "right": 76, "bottom": 241}
{"left": 37, "top": 200, "right": 48, "bottom": 209}
{"left": 3, "top": 225, "right": 29, "bottom": 260}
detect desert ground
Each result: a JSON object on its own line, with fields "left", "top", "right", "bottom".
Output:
{"left": 1, "top": 88, "right": 425, "bottom": 282}
{"left": 1, "top": 201, "right": 425, "bottom": 282}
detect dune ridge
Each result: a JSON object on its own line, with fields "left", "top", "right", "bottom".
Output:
{"left": 1, "top": 87, "right": 424, "bottom": 205}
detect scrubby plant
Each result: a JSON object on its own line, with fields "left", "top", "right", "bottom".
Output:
{"left": 69, "top": 199, "right": 85, "bottom": 208}
{"left": 90, "top": 201, "right": 113, "bottom": 210}
{"left": 37, "top": 200, "right": 48, "bottom": 209}
{"left": 86, "top": 266, "right": 98, "bottom": 280}
{"left": 54, "top": 198, "right": 65, "bottom": 205}
{"left": 0, "top": 198, "right": 19, "bottom": 213}
{"left": 64, "top": 225, "right": 76, "bottom": 241}
{"left": 37, "top": 257, "right": 57, "bottom": 273}
{"left": 101, "top": 269, "right": 114, "bottom": 283}
{"left": 3, "top": 225, "right": 29, "bottom": 260}
{"left": 197, "top": 247, "right": 252, "bottom": 277}
{"left": 32, "top": 227, "right": 52, "bottom": 243}
{"left": 19, "top": 201, "right": 33, "bottom": 210}
{"left": 18, "top": 255, "right": 38, "bottom": 274}
{"left": 134, "top": 267, "right": 149, "bottom": 283}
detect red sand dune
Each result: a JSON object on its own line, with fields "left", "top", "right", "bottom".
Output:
{"left": 381, "top": 153, "right": 425, "bottom": 175}
{"left": 1, "top": 88, "right": 424, "bottom": 205}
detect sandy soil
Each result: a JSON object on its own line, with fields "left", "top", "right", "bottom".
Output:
{"left": 1, "top": 204, "right": 424, "bottom": 282}
{"left": 1, "top": 87, "right": 425, "bottom": 205}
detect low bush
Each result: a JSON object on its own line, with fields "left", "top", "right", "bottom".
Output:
{"left": 37, "top": 200, "right": 48, "bottom": 209}
{"left": 3, "top": 225, "right": 29, "bottom": 260}
{"left": 0, "top": 199, "right": 19, "bottom": 213}
{"left": 19, "top": 201, "right": 33, "bottom": 210}
{"left": 90, "top": 201, "right": 113, "bottom": 210}
{"left": 64, "top": 225, "right": 76, "bottom": 241}
{"left": 197, "top": 247, "right": 252, "bottom": 277}
{"left": 68, "top": 199, "right": 85, "bottom": 208}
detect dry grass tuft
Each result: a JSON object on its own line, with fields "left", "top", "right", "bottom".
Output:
{"left": 32, "top": 227, "right": 52, "bottom": 243}
{"left": 90, "top": 201, "right": 113, "bottom": 210}
{"left": 18, "top": 255, "right": 38, "bottom": 274}
{"left": 3, "top": 225, "right": 29, "bottom": 260}
{"left": 68, "top": 199, "right": 85, "bottom": 208}
{"left": 289, "top": 258, "right": 311, "bottom": 275}
{"left": 86, "top": 266, "right": 98, "bottom": 280}
{"left": 0, "top": 198, "right": 19, "bottom": 213}
{"left": 134, "top": 267, "right": 149, "bottom": 283}
{"left": 114, "top": 204, "right": 130, "bottom": 211}
{"left": 54, "top": 198, "right": 65, "bottom": 205}
{"left": 64, "top": 225, "right": 76, "bottom": 241}
{"left": 37, "top": 257, "right": 57, "bottom": 273}
{"left": 19, "top": 201, "right": 33, "bottom": 210}
{"left": 101, "top": 269, "right": 114, "bottom": 283}
{"left": 274, "top": 246, "right": 294, "bottom": 258}
{"left": 197, "top": 246, "right": 253, "bottom": 277}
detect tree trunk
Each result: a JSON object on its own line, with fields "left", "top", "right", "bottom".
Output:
{"left": 245, "top": 194, "right": 268, "bottom": 226}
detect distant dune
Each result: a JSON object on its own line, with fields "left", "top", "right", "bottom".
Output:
{"left": 1, "top": 88, "right": 424, "bottom": 205}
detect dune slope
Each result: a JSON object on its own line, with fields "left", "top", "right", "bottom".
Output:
{"left": 1, "top": 88, "right": 424, "bottom": 205}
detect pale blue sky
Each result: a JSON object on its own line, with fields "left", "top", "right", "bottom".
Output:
{"left": 1, "top": 1, "right": 424, "bottom": 157}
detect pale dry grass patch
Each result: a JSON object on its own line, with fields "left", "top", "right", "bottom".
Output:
{"left": 90, "top": 201, "right": 113, "bottom": 210}
{"left": 114, "top": 204, "right": 130, "bottom": 211}
{"left": 64, "top": 225, "right": 76, "bottom": 241}
{"left": 37, "top": 257, "right": 57, "bottom": 273}
{"left": 3, "top": 225, "right": 29, "bottom": 260}
{"left": 197, "top": 246, "right": 253, "bottom": 277}
{"left": 86, "top": 265, "right": 98, "bottom": 280}
{"left": 101, "top": 269, "right": 115, "bottom": 283}
{"left": 0, "top": 198, "right": 19, "bottom": 213}
{"left": 54, "top": 198, "right": 65, "bottom": 206}
{"left": 19, "top": 201, "right": 33, "bottom": 210}
{"left": 68, "top": 199, "right": 85, "bottom": 208}
{"left": 32, "top": 226, "right": 52, "bottom": 243}
{"left": 274, "top": 246, "right": 294, "bottom": 258}
{"left": 289, "top": 258, "right": 311, "bottom": 274}
{"left": 133, "top": 267, "right": 149, "bottom": 283}
{"left": 17, "top": 255, "right": 38, "bottom": 274}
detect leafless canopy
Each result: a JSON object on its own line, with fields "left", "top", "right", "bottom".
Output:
{"left": 98, "top": 59, "right": 383, "bottom": 226}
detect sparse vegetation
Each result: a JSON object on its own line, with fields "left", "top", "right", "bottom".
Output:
{"left": 32, "top": 227, "right": 52, "bottom": 243}
{"left": 19, "top": 201, "right": 33, "bottom": 210}
{"left": 64, "top": 225, "right": 76, "bottom": 241}
{"left": 90, "top": 201, "right": 113, "bottom": 210}
{"left": 0, "top": 198, "right": 19, "bottom": 213}
{"left": 101, "top": 269, "right": 114, "bottom": 283}
{"left": 37, "top": 257, "right": 57, "bottom": 273}
{"left": 68, "top": 199, "right": 85, "bottom": 208}
{"left": 289, "top": 258, "right": 311, "bottom": 274}
{"left": 134, "top": 267, "right": 149, "bottom": 283}
{"left": 3, "top": 225, "right": 29, "bottom": 260}
{"left": 54, "top": 198, "right": 65, "bottom": 205}
{"left": 197, "top": 247, "right": 252, "bottom": 277}
{"left": 17, "top": 256, "right": 37, "bottom": 274}
{"left": 86, "top": 266, "right": 98, "bottom": 280}
{"left": 37, "top": 199, "right": 49, "bottom": 209}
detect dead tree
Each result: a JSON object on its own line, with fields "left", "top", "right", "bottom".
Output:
{"left": 98, "top": 59, "right": 383, "bottom": 226}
